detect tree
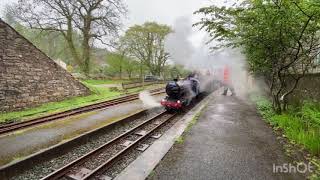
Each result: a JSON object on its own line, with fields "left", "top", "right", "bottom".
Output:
{"left": 11, "top": 0, "right": 126, "bottom": 76}
{"left": 105, "top": 52, "right": 140, "bottom": 79}
{"left": 195, "top": 0, "right": 320, "bottom": 113}
{"left": 171, "top": 65, "right": 191, "bottom": 79}
{"left": 105, "top": 52, "right": 124, "bottom": 78}
{"left": 3, "top": 6, "right": 82, "bottom": 66}
{"left": 121, "top": 22, "right": 172, "bottom": 78}
{"left": 123, "top": 58, "right": 139, "bottom": 79}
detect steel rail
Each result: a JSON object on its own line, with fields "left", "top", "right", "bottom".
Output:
{"left": 82, "top": 113, "right": 177, "bottom": 180}
{"left": 0, "top": 88, "right": 164, "bottom": 135}
{"left": 41, "top": 111, "right": 172, "bottom": 180}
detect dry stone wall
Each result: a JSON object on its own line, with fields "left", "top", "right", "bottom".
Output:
{"left": 288, "top": 73, "right": 320, "bottom": 105}
{"left": 0, "top": 19, "right": 90, "bottom": 112}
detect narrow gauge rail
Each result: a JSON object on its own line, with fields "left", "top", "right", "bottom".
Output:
{"left": 41, "top": 111, "right": 176, "bottom": 180}
{"left": 0, "top": 88, "right": 164, "bottom": 135}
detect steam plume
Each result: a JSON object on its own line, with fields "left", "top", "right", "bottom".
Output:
{"left": 165, "top": 16, "right": 251, "bottom": 96}
{"left": 139, "top": 91, "right": 161, "bottom": 108}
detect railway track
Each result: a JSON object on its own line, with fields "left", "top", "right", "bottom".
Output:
{"left": 0, "top": 88, "right": 164, "bottom": 135}
{"left": 41, "top": 111, "right": 176, "bottom": 180}
{"left": 0, "top": 92, "right": 209, "bottom": 179}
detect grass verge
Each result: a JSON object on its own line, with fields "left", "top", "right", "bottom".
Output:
{"left": 0, "top": 81, "right": 163, "bottom": 124}
{"left": 82, "top": 79, "right": 131, "bottom": 85}
{"left": 251, "top": 95, "right": 320, "bottom": 155}
{"left": 250, "top": 94, "right": 320, "bottom": 178}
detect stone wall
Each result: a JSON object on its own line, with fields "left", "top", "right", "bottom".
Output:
{"left": 289, "top": 73, "right": 320, "bottom": 105}
{"left": 0, "top": 19, "right": 90, "bottom": 112}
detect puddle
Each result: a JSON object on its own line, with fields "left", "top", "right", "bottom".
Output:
{"left": 210, "top": 114, "right": 235, "bottom": 124}
{"left": 216, "top": 104, "right": 226, "bottom": 113}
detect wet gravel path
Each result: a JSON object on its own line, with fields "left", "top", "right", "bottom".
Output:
{"left": 149, "top": 95, "right": 305, "bottom": 180}
{"left": 12, "top": 108, "right": 164, "bottom": 180}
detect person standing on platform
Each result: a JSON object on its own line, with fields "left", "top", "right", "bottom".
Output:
{"left": 222, "top": 65, "right": 236, "bottom": 96}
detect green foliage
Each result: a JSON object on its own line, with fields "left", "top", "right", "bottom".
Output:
{"left": 252, "top": 96, "right": 320, "bottom": 155}
{"left": 12, "top": 23, "right": 80, "bottom": 66}
{"left": 9, "top": 0, "right": 126, "bottom": 76}
{"left": 148, "top": 170, "right": 156, "bottom": 179}
{"left": 174, "top": 103, "right": 208, "bottom": 145}
{"left": 299, "top": 102, "right": 320, "bottom": 128}
{"left": 0, "top": 82, "right": 161, "bottom": 123}
{"left": 6, "top": 14, "right": 121, "bottom": 77}
{"left": 270, "top": 114, "right": 320, "bottom": 155}
{"left": 168, "top": 65, "right": 192, "bottom": 80}
{"left": 175, "top": 136, "right": 185, "bottom": 144}
{"left": 122, "top": 58, "right": 140, "bottom": 79}
{"left": 105, "top": 53, "right": 125, "bottom": 77}
{"left": 3, "top": 12, "right": 84, "bottom": 71}
{"left": 66, "top": 65, "right": 74, "bottom": 73}
{"left": 186, "top": 110, "right": 202, "bottom": 132}
{"left": 121, "top": 22, "right": 173, "bottom": 76}
{"left": 82, "top": 79, "right": 130, "bottom": 85}
{"left": 252, "top": 95, "right": 276, "bottom": 119}
{"left": 109, "top": 87, "right": 120, "bottom": 92}
{"left": 196, "top": 0, "right": 320, "bottom": 113}
{"left": 105, "top": 52, "right": 140, "bottom": 79}
{"left": 0, "top": 84, "right": 121, "bottom": 123}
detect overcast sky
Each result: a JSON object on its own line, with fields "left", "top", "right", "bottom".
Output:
{"left": 123, "top": 0, "right": 226, "bottom": 47}
{"left": 124, "top": 0, "right": 210, "bottom": 25}
{"left": 0, "top": 0, "right": 240, "bottom": 69}
{"left": 0, "top": 0, "right": 216, "bottom": 23}
{"left": 0, "top": 0, "right": 227, "bottom": 46}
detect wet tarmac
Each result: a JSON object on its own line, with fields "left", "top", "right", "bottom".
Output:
{"left": 150, "top": 92, "right": 304, "bottom": 180}
{"left": 0, "top": 95, "right": 164, "bottom": 167}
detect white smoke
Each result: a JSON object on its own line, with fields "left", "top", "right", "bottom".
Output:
{"left": 177, "top": 80, "right": 196, "bottom": 104}
{"left": 165, "top": 16, "right": 195, "bottom": 66}
{"left": 139, "top": 91, "right": 161, "bottom": 108}
{"left": 165, "top": 16, "right": 251, "bottom": 96}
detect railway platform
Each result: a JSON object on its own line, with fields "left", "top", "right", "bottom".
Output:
{"left": 0, "top": 94, "right": 164, "bottom": 168}
{"left": 148, "top": 91, "right": 304, "bottom": 180}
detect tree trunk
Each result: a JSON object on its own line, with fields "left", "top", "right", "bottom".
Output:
{"left": 119, "top": 58, "right": 123, "bottom": 79}
{"left": 82, "top": 34, "right": 90, "bottom": 76}
{"left": 156, "top": 66, "right": 161, "bottom": 77}
{"left": 128, "top": 71, "right": 132, "bottom": 79}
{"left": 82, "top": 17, "right": 91, "bottom": 77}
{"left": 65, "top": 19, "right": 82, "bottom": 70}
{"left": 139, "top": 60, "right": 143, "bottom": 80}
{"left": 273, "top": 95, "right": 282, "bottom": 114}
{"left": 119, "top": 66, "right": 122, "bottom": 79}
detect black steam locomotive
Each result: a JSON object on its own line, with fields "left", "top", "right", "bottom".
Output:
{"left": 161, "top": 76, "right": 200, "bottom": 111}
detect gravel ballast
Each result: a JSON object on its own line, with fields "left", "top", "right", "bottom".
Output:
{"left": 12, "top": 108, "right": 164, "bottom": 180}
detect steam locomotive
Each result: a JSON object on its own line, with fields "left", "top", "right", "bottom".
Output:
{"left": 161, "top": 75, "right": 201, "bottom": 111}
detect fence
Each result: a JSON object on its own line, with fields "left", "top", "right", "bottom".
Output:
{"left": 122, "top": 80, "right": 166, "bottom": 89}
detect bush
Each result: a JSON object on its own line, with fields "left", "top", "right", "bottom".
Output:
{"left": 270, "top": 114, "right": 320, "bottom": 155}
{"left": 252, "top": 95, "right": 275, "bottom": 119}
{"left": 252, "top": 95, "right": 320, "bottom": 155}
{"left": 299, "top": 102, "right": 320, "bottom": 128}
